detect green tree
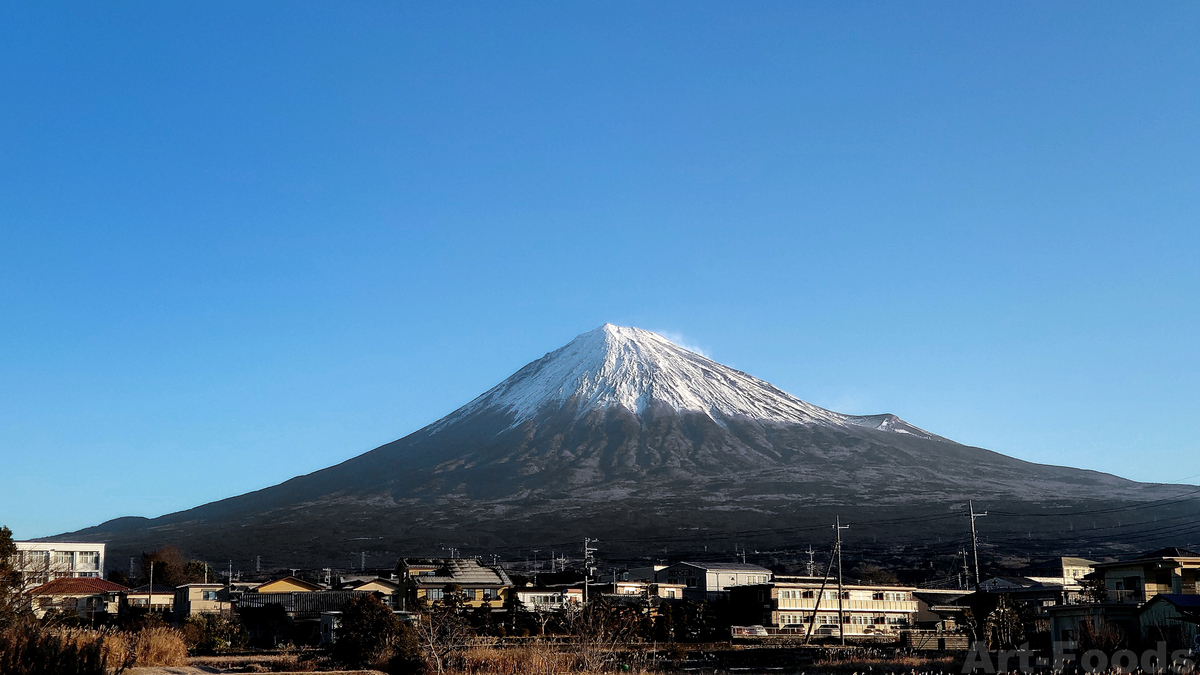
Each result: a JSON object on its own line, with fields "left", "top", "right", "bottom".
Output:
{"left": 0, "top": 526, "right": 20, "bottom": 627}
{"left": 182, "top": 560, "right": 221, "bottom": 585}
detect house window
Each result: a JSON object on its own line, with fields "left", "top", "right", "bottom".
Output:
{"left": 53, "top": 551, "right": 75, "bottom": 568}
{"left": 481, "top": 588, "right": 498, "bottom": 600}
{"left": 78, "top": 552, "right": 100, "bottom": 571}
{"left": 426, "top": 589, "right": 443, "bottom": 601}
{"left": 202, "top": 591, "right": 219, "bottom": 601}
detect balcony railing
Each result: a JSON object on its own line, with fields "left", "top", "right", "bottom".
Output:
{"left": 777, "top": 598, "right": 918, "bottom": 612}
{"left": 1106, "top": 589, "right": 1141, "bottom": 604}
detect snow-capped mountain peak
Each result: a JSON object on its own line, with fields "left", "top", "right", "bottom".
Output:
{"left": 439, "top": 324, "right": 932, "bottom": 437}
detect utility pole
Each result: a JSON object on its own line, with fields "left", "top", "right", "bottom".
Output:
{"left": 835, "top": 517, "right": 849, "bottom": 646}
{"left": 361, "top": 551, "right": 366, "bottom": 571}
{"left": 958, "top": 550, "right": 970, "bottom": 590}
{"left": 583, "top": 538, "right": 598, "bottom": 605}
{"left": 256, "top": 555, "right": 261, "bottom": 573}
{"left": 803, "top": 541, "right": 839, "bottom": 644}
{"left": 148, "top": 559, "right": 154, "bottom": 611}
{"left": 806, "top": 546, "right": 816, "bottom": 577}
{"left": 968, "top": 501, "right": 987, "bottom": 590}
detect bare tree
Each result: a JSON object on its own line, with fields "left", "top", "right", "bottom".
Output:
{"left": 411, "top": 586, "right": 472, "bottom": 675}
{"left": 562, "top": 597, "right": 642, "bottom": 672}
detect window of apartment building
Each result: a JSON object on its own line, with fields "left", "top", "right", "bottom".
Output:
{"left": 20, "top": 550, "right": 50, "bottom": 568}
{"left": 53, "top": 551, "right": 76, "bottom": 568}
{"left": 78, "top": 551, "right": 100, "bottom": 571}
{"left": 803, "top": 590, "right": 815, "bottom": 598}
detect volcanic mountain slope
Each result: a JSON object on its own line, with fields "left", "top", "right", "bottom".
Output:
{"left": 66, "top": 325, "right": 1197, "bottom": 568}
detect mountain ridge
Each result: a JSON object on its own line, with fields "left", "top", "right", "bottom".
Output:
{"left": 58, "top": 324, "right": 1198, "bottom": 568}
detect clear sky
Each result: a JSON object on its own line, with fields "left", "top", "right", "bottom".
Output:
{"left": 2, "top": 3, "right": 1198, "bottom": 539}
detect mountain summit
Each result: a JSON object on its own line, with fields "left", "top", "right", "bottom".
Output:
{"left": 440, "top": 324, "right": 932, "bottom": 436}
{"left": 66, "top": 324, "right": 1196, "bottom": 567}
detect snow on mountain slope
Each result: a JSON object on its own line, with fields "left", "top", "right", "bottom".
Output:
{"left": 437, "top": 324, "right": 933, "bottom": 437}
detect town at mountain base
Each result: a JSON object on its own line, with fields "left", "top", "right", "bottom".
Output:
{"left": 59, "top": 324, "right": 1199, "bottom": 568}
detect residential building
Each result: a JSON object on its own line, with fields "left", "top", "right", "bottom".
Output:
{"left": 976, "top": 577, "right": 1088, "bottom": 612}
{"left": 590, "top": 580, "right": 686, "bottom": 600}
{"left": 1091, "top": 548, "right": 1200, "bottom": 603}
{"left": 616, "top": 565, "right": 667, "bottom": 582}
{"left": 24, "top": 577, "right": 126, "bottom": 620}
{"left": 11, "top": 542, "right": 105, "bottom": 587}
{"left": 1046, "top": 602, "right": 1141, "bottom": 647}
{"left": 396, "top": 558, "right": 512, "bottom": 608}
{"left": 728, "top": 577, "right": 919, "bottom": 636}
{"left": 341, "top": 577, "right": 402, "bottom": 595}
{"left": 239, "top": 590, "right": 372, "bottom": 645}
{"left": 912, "top": 589, "right": 972, "bottom": 631}
{"left": 1139, "top": 594, "right": 1200, "bottom": 647}
{"left": 122, "top": 584, "right": 175, "bottom": 612}
{"left": 174, "top": 583, "right": 231, "bottom": 621}
{"left": 657, "top": 562, "right": 772, "bottom": 601}
{"left": 255, "top": 576, "right": 325, "bottom": 593}
{"left": 1020, "top": 557, "right": 1097, "bottom": 588}
{"left": 514, "top": 585, "right": 584, "bottom": 611}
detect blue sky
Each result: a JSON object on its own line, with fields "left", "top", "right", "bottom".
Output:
{"left": 2, "top": 3, "right": 1198, "bottom": 539}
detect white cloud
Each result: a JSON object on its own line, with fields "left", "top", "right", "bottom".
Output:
{"left": 652, "top": 329, "right": 711, "bottom": 358}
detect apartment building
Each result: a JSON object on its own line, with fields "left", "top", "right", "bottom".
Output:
{"left": 658, "top": 562, "right": 772, "bottom": 601}
{"left": 12, "top": 541, "right": 105, "bottom": 587}
{"left": 729, "top": 576, "right": 919, "bottom": 636}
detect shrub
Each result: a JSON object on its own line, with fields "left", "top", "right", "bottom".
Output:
{"left": 181, "top": 612, "right": 247, "bottom": 653}
{"left": 0, "top": 621, "right": 187, "bottom": 674}
{"left": 126, "top": 625, "right": 188, "bottom": 667}
{"left": 333, "top": 594, "right": 422, "bottom": 673}
{"left": 0, "top": 622, "right": 110, "bottom": 675}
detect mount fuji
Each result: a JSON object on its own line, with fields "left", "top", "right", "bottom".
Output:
{"left": 65, "top": 325, "right": 1197, "bottom": 568}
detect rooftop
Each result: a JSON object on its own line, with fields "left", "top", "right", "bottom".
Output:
{"left": 126, "top": 584, "right": 177, "bottom": 594}
{"left": 28, "top": 578, "right": 127, "bottom": 595}
{"left": 404, "top": 559, "right": 512, "bottom": 586}
{"left": 674, "top": 562, "right": 772, "bottom": 572}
